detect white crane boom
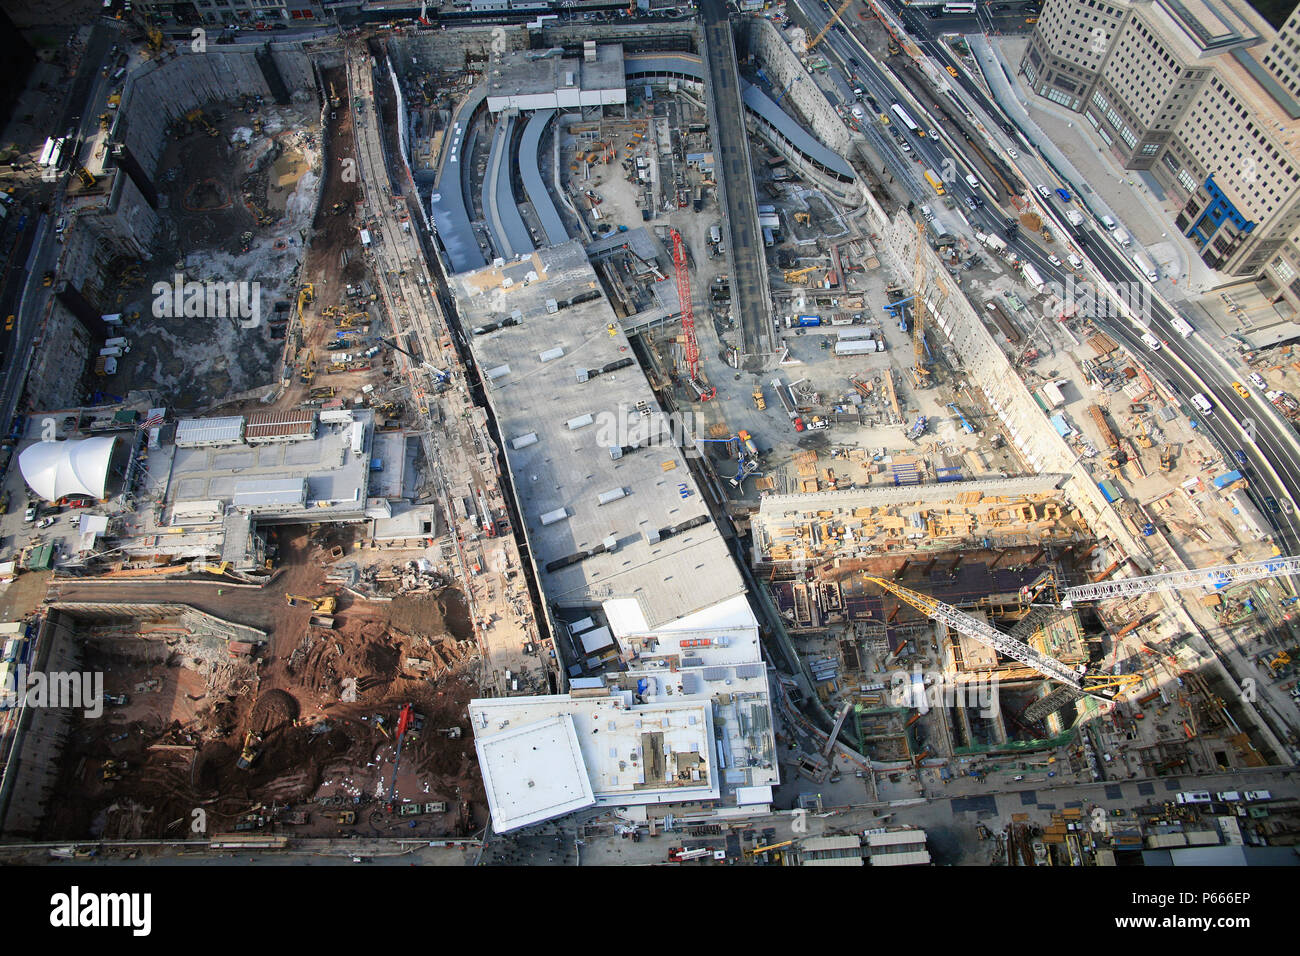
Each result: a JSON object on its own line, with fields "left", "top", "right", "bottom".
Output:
{"left": 1063, "top": 555, "right": 1300, "bottom": 604}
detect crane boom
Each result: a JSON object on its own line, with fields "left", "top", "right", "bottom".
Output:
{"left": 808, "top": 0, "right": 854, "bottom": 53}
{"left": 669, "top": 228, "right": 715, "bottom": 401}
{"left": 866, "top": 577, "right": 1082, "bottom": 687}
{"left": 1062, "top": 555, "right": 1300, "bottom": 604}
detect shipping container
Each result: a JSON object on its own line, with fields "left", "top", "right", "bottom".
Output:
{"left": 797, "top": 315, "right": 821, "bottom": 327}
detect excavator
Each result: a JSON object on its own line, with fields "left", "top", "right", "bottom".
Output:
{"left": 286, "top": 594, "right": 337, "bottom": 614}
{"left": 236, "top": 731, "right": 263, "bottom": 771}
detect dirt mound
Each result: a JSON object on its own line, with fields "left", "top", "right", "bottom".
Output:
{"left": 250, "top": 688, "right": 300, "bottom": 732}
{"left": 363, "top": 638, "right": 400, "bottom": 677}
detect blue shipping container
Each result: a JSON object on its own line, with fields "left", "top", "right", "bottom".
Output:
{"left": 797, "top": 315, "right": 821, "bottom": 327}
{"left": 1098, "top": 480, "right": 1119, "bottom": 504}
{"left": 1213, "top": 470, "right": 1242, "bottom": 489}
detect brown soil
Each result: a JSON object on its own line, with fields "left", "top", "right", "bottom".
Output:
{"left": 37, "top": 525, "right": 487, "bottom": 841}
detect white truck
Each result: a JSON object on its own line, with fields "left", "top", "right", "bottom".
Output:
{"left": 1064, "top": 209, "right": 1084, "bottom": 228}
{"left": 1111, "top": 227, "right": 1132, "bottom": 247}
{"left": 1132, "top": 251, "right": 1158, "bottom": 281}
{"left": 979, "top": 232, "right": 1007, "bottom": 255}
{"left": 964, "top": 172, "right": 981, "bottom": 191}
{"left": 1021, "top": 262, "right": 1046, "bottom": 294}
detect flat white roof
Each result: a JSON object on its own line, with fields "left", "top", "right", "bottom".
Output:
{"left": 175, "top": 416, "right": 244, "bottom": 446}
{"left": 470, "top": 692, "right": 719, "bottom": 832}
{"left": 473, "top": 714, "right": 595, "bottom": 833}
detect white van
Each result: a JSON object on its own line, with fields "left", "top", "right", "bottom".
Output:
{"left": 709, "top": 224, "right": 721, "bottom": 244}
{"left": 1191, "top": 392, "right": 1214, "bottom": 416}
{"left": 1036, "top": 184, "right": 1051, "bottom": 200}
{"left": 1067, "top": 253, "right": 1083, "bottom": 269}
{"left": 1140, "top": 332, "right": 1161, "bottom": 350}
{"left": 1101, "top": 215, "right": 1117, "bottom": 230}
{"left": 920, "top": 204, "right": 935, "bottom": 222}
{"left": 964, "top": 173, "right": 981, "bottom": 191}
{"left": 1112, "top": 227, "right": 1132, "bottom": 247}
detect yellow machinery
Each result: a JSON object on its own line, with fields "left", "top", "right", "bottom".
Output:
{"left": 193, "top": 560, "right": 232, "bottom": 576}
{"left": 297, "top": 283, "right": 315, "bottom": 318}
{"left": 752, "top": 386, "right": 766, "bottom": 410}
{"left": 783, "top": 265, "right": 821, "bottom": 284}
{"left": 807, "top": 0, "right": 853, "bottom": 53}
{"left": 75, "top": 166, "right": 96, "bottom": 189}
{"left": 794, "top": 212, "right": 812, "bottom": 225}
{"left": 747, "top": 840, "right": 794, "bottom": 856}
{"left": 1159, "top": 447, "right": 1175, "bottom": 471}
{"left": 236, "top": 731, "right": 263, "bottom": 771}
{"left": 329, "top": 82, "right": 341, "bottom": 110}
{"left": 299, "top": 350, "right": 315, "bottom": 385}
{"left": 909, "top": 221, "right": 931, "bottom": 390}
{"left": 287, "top": 594, "right": 337, "bottom": 614}
{"left": 146, "top": 26, "right": 165, "bottom": 53}
{"left": 1265, "top": 650, "right": 1291, "bottom": 675}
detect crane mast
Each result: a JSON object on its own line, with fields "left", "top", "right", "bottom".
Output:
{"left": 669, "top": 228, "right": 715, "bottom": 401}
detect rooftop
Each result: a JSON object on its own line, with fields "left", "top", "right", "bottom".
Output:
{"left": 451, "top": 240, "right": 747, "bottom": 630}
{"left": 472, "top": 713, "right": 596, "bottom": 832}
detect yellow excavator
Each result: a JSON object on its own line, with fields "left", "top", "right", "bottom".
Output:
{"left": 286, "top": 594, "right": 337, "bottom": 614}
{"left": 236, "top": 731, "right": 263, "bottom": 771}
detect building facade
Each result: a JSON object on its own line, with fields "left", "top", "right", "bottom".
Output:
{"left": 1022, "top": 0, "right": 1300, "bottom": 313}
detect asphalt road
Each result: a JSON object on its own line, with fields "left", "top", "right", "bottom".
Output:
{"left": 700, "top": 0, "right": 771, "bottom": 365}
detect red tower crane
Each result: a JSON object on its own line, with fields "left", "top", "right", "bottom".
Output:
{"left": 668, "top": 228, "right": 715, "bottom": 401}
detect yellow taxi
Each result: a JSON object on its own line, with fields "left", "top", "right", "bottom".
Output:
{"left": 946, "top": 65, "right": 959, "bottom": 77}
{"left": 1231, "top": 381, "right": 1250, "bottom": 399}
{"left": 4, "top": 315, "right": 13, "bottom": 332}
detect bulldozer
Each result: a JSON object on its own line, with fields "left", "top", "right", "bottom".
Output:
{"left": 752, "top": 386, "right": 766, "bottom": 410}
{"left": 236, "top": 731, "right": 263, "bottom": 771}
{"left": 286, "top": 594, "right": 337, "bottom": 614}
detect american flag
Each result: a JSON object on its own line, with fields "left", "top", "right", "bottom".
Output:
{"left": 141, "top": 413, "right": 165, "bottom": 429}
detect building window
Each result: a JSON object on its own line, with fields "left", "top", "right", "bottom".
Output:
{"left": 1275, "top": 258, "right": 1297, "bottom": 285}
{"left": 1177, "top": 168, "right": 1197, "bottom": 193}
{"left": 1140, "top": 143, "right": 1159, "bottom": 155}
{"left": 1046, "top": 87, "right": 1074, "bottom": 107}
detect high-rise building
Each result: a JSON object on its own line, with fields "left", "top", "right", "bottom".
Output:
{"left": 1022, "top": 0, "right": 1300, "bottom": 313}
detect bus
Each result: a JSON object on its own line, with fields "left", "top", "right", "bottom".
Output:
{"left": 924, "top": 169, "right": 946, "bottom": 195}
{"left": 890, "top": 103, "right": 920, "bottom": 134}
{"left": 942, "top": 2, "right": 977, "bottom": 13}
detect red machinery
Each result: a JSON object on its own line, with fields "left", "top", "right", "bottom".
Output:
{"left": 668, "top": 228, "right": 715, "bottom": 401}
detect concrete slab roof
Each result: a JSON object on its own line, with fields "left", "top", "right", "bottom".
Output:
{"left": 451, "top": 240, "right": 746, "bottom": 630}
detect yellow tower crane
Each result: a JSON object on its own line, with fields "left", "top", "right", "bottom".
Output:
{"left": 808, "top": 0, "right": 854, "bottom": 54}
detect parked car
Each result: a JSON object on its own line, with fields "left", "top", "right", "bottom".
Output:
{"left": 37, "top": 516, "right": 56, "bottom": 529}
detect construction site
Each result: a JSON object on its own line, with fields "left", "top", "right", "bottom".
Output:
{"left": 0, "top": 5, "right": 1296, "bottom": 861}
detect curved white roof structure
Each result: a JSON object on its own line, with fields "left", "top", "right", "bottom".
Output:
{"left": 19, "top": 437, "right": 118, "bottom": 502}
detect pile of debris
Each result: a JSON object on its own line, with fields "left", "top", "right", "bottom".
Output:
{"left": 355, "top": 561, "right": 450, "bottom": 597}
